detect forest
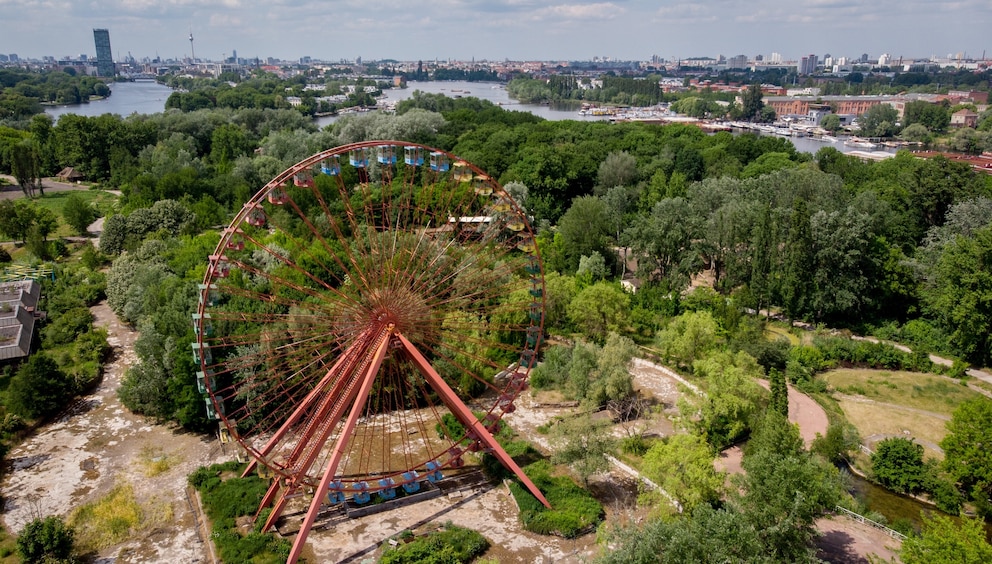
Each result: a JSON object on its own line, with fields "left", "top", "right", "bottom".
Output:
{"left": 2, "top": 87, "right": 992, "bottom": 561}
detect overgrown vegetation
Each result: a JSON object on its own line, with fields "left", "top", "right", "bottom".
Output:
{"left": 68, "top": 481, "right": 148, "bottom": 552}
{"left": 507, "top": 460, "right": 604, "bottom": 538}
{"left": 378, "top": 523, "right": 490, "bottom": 564}
{"left": 187, "top": 461, "right": 291, "bottom": 563}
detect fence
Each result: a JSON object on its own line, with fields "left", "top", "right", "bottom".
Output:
{"left": 834, "top": 505, "right": 907, "bottom": 540}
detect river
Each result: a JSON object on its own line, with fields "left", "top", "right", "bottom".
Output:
{"left": 848, "top": 468, "right": 992, "bottom": 541}
{"left": 45, "top": 80, "right": 894, "bottom": 157}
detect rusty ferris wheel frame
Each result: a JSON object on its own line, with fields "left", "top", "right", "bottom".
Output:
{"left": 192, "top": 141, "right": 550, "bottom": 562}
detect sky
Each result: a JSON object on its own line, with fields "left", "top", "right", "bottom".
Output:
{"left": 1, "top": 0, "right": 989, "bottom": 63}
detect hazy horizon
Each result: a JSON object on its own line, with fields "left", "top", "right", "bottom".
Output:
{"left": 0, "top": 1, "right": 989, "bottom": 64}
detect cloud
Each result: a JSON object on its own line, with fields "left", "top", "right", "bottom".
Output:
{"left": 535, "top": 3, "right": 624, "bottom": 20}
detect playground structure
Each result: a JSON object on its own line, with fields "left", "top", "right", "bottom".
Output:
{"left": 193, "top": 141, "right": 548, "bottom": 562}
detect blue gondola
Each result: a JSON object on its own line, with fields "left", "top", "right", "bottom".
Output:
{"left": 377, "top": 477, "right": 396, "bottom": 500}
{"left": 425, "top": 461, "right": 443, "bottom": 483}
{"left": 429, "top": 152, "right": 449, "bottom": 172}
{"left": 349, "top": 148, "right": 369, "bottom": 168}
{"left": 327, "top": 480, "right": 346, "bottom": 504}
{"left": 352, "top": 482, "right": 371, "bottom": 504}
{"left": 404, "top": 146, "right": 424, "bottom": 166}
{"left": 320, "top": 156, "right": 341, "bottom": 176}
{"left": 401, "top": 471, "right": 420, "bottom": 493}
{"left": 377, "top": 145, "right": 397, "bottom": 165}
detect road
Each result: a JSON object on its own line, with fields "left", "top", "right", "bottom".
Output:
{"left": 0, "top": 174, "right": 93, "bottom": 200}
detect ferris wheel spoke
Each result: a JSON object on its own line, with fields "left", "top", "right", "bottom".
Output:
{"left": 239, "top": 343, "right": 362, "bottom": 478}
{"left": 235, "top": 232, "right": 366, "bottom": 313}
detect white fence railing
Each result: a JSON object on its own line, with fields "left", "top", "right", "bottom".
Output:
{"left": 834, "top": 505, "right": 907, "bottom": 540}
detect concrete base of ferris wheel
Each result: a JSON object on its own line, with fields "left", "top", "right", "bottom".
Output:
{"left": 275, "top": 468, "right": 493, "bottom": 534}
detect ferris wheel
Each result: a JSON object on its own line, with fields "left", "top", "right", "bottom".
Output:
{"left": 192, "top": 141, "right": 549, "bottom": 561}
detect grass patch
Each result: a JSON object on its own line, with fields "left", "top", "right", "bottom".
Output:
{"left": 765, "top": 324, "right": 800, "bottom": 346}
{"left": 379, "top": 523, "right": 490, "bottom": 564}
{"left": 836, "top": 399, "right": 947, "bottom": 459}
{"left": 31, "top": 189, "right": 118, "bottom": 237}
{"left": 68, "top": 481, "right": 146, "bottom": 552}
{"left": 507, "top": 460, "right": 603, "bottom": 538}
{"left": 188, "top": 462, "right": 290, "bottom": 563}
{"left": 136, "top": 445, "right": 183, "bottom": 477}
{"left": 0, "top": 527, "right": 19, "bottom": 563}
{"left": 823, "top": 369, "right": 981, "bottom": 416}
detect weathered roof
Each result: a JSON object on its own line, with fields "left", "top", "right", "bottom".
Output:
{"left": 0, "top": 280, "right": 40, "bottom": 361}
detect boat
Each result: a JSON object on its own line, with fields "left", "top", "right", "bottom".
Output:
{"left": 844, "top": 137, "right": 879, "bottom": 149}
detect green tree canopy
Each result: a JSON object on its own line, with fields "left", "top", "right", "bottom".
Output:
{"left": 641, "top": 433, "right": 724, "bottom": 513}
{"left": 941, "top": 397, "right": 992, "bottom": 512}
{"left": 901, "top": 513, "right": 992, "bottom": 564}
{"left": 7, "top": 354, "right": 75, "bottom": 420}
{"left": 871, "top": 437, "right": 928, "bottom": 494}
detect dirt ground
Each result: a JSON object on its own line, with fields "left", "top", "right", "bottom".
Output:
{"left": 815, "top": 516, "right": 902, "bottom": 563}
{"left": 1, "top": 302, "right": 229, "bottom": 563}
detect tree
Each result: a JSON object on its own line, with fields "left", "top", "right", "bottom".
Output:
{"left": 655, "top": 310, "right": 720, "bottom": 370}
{"left": 820, "top": 114, "right": 841, "bottom": 132}
{"left": 641, "top": 433, "right": 725, "bottom": 513}
{"left": 769, "top": 369, "right": 788, "bottom": 417}
{"left": 7, "top": 354, "right": 75, "bottom": 420}
{"left": 925, "top": 227, "right": 992, "bottom": 364}
{"left": 558, "top": 196, "right": 612, "bottom": 273}
{"left": 99, "top": 213, "right": 128, "bottom": 254}
{"left": 733, "top": 411, "right": 842, "bottom": 563}
{"left": 682, "top": 351, "right": 766, "bottom": 448}
{"left": 900, "top": 123, "right": 931, "bottom": 144}
{"left": 577, "top": 251, "right": 608, "bottom": 285}
{"left": 871, "top": 437, "right": 928, "bottom": 494}
{"left": 0, "top": 199, "right": 37, "bottom": 243}
{"left": 567, "top": 282, "right": 630, "bottom": 343}
{"left": 901, "top": 513, "right": 992, "bottom": 564}
{"left": 903, "top": 100, "right": 950, "bottom": 133}
{"left": 595, "top": 151, "right": 638, "bottom": 195}
{"left": 857, "top": 104, "right": 899, "bottom": 137}
{"left": 602, "top": 185, "right": 637, "bottom": 277}
{"left": 9, "top": 138, "right": 42, "bottom": 197}
{"left": 781, "top": 199, "right": 814, "bottom": 321}
{"left": 550, "top": 415, "right": 617, "bottom": 486}
{"left": 625, "top": 197, "right": 700, "bottom": 289}
{"left": 740, "top": 83, "right": 764, "bottom": 122}
{"left": 941, "top": 398, "right": 992, "bottom": 512}
{"left": 16, "top": 515, "right": 75, "bottom": 563}
{"left": 62, "top": 193, "right": 97, "bottom": 235}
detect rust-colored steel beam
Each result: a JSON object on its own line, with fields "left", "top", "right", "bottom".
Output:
{"left": 396, "top": 332, "right": 551, "bottom": 509}
{"left": 285, "top": 327, "right": 393, "bottom": 564}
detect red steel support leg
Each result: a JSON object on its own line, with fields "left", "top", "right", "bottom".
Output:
{"left": 285, "top": 329, "right": 392, "bottom": 564}
{"left": 262, "top": 333, "right": 380, "bottom": 531}
{"left": 396, "top": 332, "right": 551, "bottom": 509}
{"left": 243, "top": 350, "right": 356, "bottom": 479}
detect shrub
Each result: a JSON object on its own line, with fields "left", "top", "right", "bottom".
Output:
{"left": 188, "top": 462, "right": 291, "bottom": 562}
{"left": 379, "top": 524, "right": 490, "bottom": 564}
{"left": 17, "top": 516, "right": 74, "bottom": 563}
{"left": 507, "top": 460, "right": 603, "bottom": 538}
{"left": 871, "top": 437, "right": 927, "bottom": 494}
{"left": 6, "top": 353, "right": 75, "bottom": 420}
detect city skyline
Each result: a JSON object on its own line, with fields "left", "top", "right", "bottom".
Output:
{"left": 0, "top": 0, "right": 989, "bottom": 63}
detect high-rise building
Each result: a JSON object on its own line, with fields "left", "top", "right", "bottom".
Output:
{"left": 93, "top": 28, "right": 115, "bottom": 77}
{"left": 798, "top": 54, "right": 818, "bottom": 75}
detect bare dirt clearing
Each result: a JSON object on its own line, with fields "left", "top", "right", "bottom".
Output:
{"left": 1, "top": 302, "right": 228, "bottom": 563}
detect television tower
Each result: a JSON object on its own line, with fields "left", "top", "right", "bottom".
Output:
{"left": 189, "top": 27, "right": 195, "bottom": 62}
